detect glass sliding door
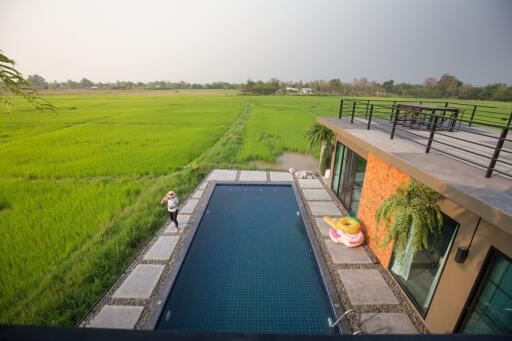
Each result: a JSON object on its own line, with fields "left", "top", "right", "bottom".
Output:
{"left": 331, "top": 143, "right": 345, "bottom": 195}
{"left": 329, "top": 142, "right": 367, "bottom": 216}
{"left": 389, "top": 216, "right": 458, "bottom": 316}
{"left": 349, "top": 155, "right": 367, "bottom": 215}
{"left": 460, "top": 251, "right": 512, "bottom": 334}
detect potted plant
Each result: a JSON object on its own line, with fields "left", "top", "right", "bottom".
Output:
{"left": 375, "top": 180, "right": 444, "bottom": 260}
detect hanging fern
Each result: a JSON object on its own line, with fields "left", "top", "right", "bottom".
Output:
{"left": 375, "top": 180, "right": 444, "bottom": 261}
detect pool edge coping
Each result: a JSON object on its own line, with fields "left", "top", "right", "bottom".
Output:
{"left": 143, "top": 179, "right": 217, "bottom": 330}
{"left": 144, "top": 180, "right": 349, "bottom": 334}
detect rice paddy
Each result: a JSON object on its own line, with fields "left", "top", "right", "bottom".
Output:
{"left": 0, "top": 92, "right": 509, "bottom": 326}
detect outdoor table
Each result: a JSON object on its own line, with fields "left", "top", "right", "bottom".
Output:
{"left": 394, "top": 104, "right": 463, "bottom": 132}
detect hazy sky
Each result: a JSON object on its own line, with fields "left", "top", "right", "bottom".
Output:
{"left": 1, "top": 0, "right": 511, "bottom": 85}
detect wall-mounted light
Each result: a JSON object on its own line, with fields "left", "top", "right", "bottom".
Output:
{"left": 454, "top": 217, "right": 481, "bottom": 264}
{"left": 455, "top": 247, "right": 469, "bottom": 263}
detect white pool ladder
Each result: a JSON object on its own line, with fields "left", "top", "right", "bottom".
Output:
{"left": 328, "top": 309, "right": 364, "bottom": 335}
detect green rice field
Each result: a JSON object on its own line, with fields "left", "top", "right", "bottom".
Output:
{"left": 0, "top": 92, "right": 509, "bottom": 326}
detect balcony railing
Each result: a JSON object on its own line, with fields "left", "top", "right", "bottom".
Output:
{"left": 337, "top": 98, "right": 512, "bottom": 179}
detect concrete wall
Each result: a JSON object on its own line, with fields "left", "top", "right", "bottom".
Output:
{"left": 426, "top": 201, "right": 512, "bottom": 332}
{"left": 328, "top": 136, "right": 512, "bottom": 333}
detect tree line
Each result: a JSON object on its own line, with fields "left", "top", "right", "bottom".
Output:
{"left": 17, "top": 73, "right": 512, "bottom": 102}
{"left": 23, "top": 75, "right": 237, "bottom": 90}
{"left": 241, "top": 74, "right": 512, "bottom": 102}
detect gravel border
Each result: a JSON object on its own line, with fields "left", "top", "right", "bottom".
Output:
{"left": 293, "top": 174, "right": 429, "bottom": 333}
{"left": 80, "top": 169, "right": 216, "bottom": 329}
{"left": 82, "top": 168, "right": 428, "bottom": 334}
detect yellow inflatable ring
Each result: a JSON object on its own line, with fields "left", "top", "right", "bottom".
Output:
{"left": 337, "top": 217, "right": 360, "bottom": 234}
{"left": 323, "top": 216, "right": 361, "bottom": 234}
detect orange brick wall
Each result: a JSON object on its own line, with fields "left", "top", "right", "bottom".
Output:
{"left": 358, "top": 154, "right": 411, "bottom": 268}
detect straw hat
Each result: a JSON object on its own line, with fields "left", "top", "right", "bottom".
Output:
{"left": 167, "top": 191, "right": 176, "bottom": 198}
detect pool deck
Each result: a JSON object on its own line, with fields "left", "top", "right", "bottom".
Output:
{"left": 83, "top": 169, "right": 422, "bottom": 334}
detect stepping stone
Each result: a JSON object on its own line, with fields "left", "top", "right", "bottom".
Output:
{"left": 298, "top": 179, "right": 323, "bottom": 188}
{"left": 192, "top": 189, "right": 204, "bottom": 199}
{"left": 338, "top": 269, "right": 399, "bottom": 305}
{"left": 164, "top": 214, "right": 190, "bottom": 233}
{"left": 307, "top": 201, "right": 341, "bottom": 216}
{"left": 198, "top": 182, "right": 208, "bottom": 190}
{"left": 325, "top": 240, "right": 372, "bottom": 264}
{"left": 180, "top": 199, "right": 199, "bottom": 214}
{"left": 207, "top": 169, "right": 237, "bottom": 181}
{"left": 315, "top": 217, "right": 341, "bottom": 237}
{"left": 269, "top": 172, "right": 293, "bottom": 182}
{"left": 360, "top": 313, "right": 417, "bottom": 334}
{"left": 87, "top": 305, "right": 144, "bottom": 329}
{"left": 113, "top": 264, "right": 164, "bottom": 299}
{"left": 239, "top": 170, "right": 267, "bottom": 181}
{"left": 143, "top": 236, "right": 179, "bottom": 261}
{"left": 303, "top": 189, "right": 331, "bottom": 200}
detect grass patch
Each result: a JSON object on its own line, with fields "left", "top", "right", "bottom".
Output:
{"left": 1, "top": 169, "right": 206, "bottom": 325}
{"left": 0, "top": 96, "right": 243, "bottom": 178}
{"left": 237, "top": 96, "right": 339, "bottom": 162}
{"left": 1, "top": 93, "right": 509, "bottom": 326}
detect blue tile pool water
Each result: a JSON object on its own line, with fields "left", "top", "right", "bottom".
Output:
{"left": 156, "top": 184, "right": 338, "bottom": 334}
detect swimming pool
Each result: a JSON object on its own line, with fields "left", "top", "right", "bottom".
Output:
{"left": 151, "top": 183, "right": 342, "bottom": 334}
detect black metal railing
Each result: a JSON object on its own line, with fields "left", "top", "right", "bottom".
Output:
{"left": 339, "top": 98, "right": 512, "bottom": 128}
{"left": 337, "top": 98, "right": 512, "bottom": 179}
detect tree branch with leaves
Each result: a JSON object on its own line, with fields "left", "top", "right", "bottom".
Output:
{"left": 0, "top": 51, "right": 54, "bottom": 113}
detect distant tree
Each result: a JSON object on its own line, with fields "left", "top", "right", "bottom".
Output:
{"left": 240, "top": 79, "right": 279, "bottom": 95}
{"left": 458, "top": 84, "right": 481, "bottom": 100}
{"left": 437, "top": 73, "right": 462, "bottom": 97}
{"left": 79, "top": 78, "right": 94, "bottom": 89}
{"left": 479, "top": 83, "right": 510, "bottom": 101}
{"left": 0, "top": 51, "right": 54, "bottom": 112}
{"left": 48, "top": 80, "right": 60, "bottom": 90}
{"left": 27, "top": 74, "right": 48, "bottom": 89}
{"left": 329, "top": 79, "right": 342, "bottom": 93}
{"left": 382, "top": 80, "right": 395, "bottom": 93}
{"left": 423, "top": 77, "right": 438, "bottom": 87}
{"left": 65, "top": 79, "right": 79, "bottom": 89}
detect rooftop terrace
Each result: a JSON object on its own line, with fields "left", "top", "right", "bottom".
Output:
{"left": 317, "top": 99, "right": 512, "bottom": 234}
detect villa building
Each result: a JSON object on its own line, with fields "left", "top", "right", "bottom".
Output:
{"left": 318, "top": 99, "right": 512, "bottom": 334}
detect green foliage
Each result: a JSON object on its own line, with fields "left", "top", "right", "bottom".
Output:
{"left": 238, "top": 75, "right": 512, "bottom": 101}
{"left": 0, "top": 51, "right": 54, "bottom": 112}
{"left": 0, "top": 179, "right": 147, "bottom": 318}
{"left": 305, "top": 123, "right": 334, "bottom": 175}
{"left": 0, "top": 94, "right": 243, "bottom": 325}
{"left": 304, "top": 123, "right": 334, "bottom": 154}
{"left": 0, "top": 96, "right": 243, "bottom": 177}
{"left": 1, "top": 168, "right": 207, "bottom": 325}
{"left": 237, "top": 96, "right": 339, "bottom": 162}
{"left": 240, "top": 79, "right": 280, "bottom": 95}
{"left": 27, "top": 74, "right": 49, "bottom": 89}
{"left": 375, "top": 180, "right": 444, "bottom": 261}
{"left": 0, "top": 93, "right": 508, "bottom": 326}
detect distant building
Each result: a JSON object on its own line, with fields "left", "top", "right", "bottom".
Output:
{"left": 285, "top": 87, "right": 299, "bottom": 93}
{"left": 301, "top": 88, "right": 313, "bottom": 95}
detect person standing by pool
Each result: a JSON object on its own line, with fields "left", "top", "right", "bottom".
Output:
{"left": 161, "top": 191, "right": 179, "bottom": 231}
